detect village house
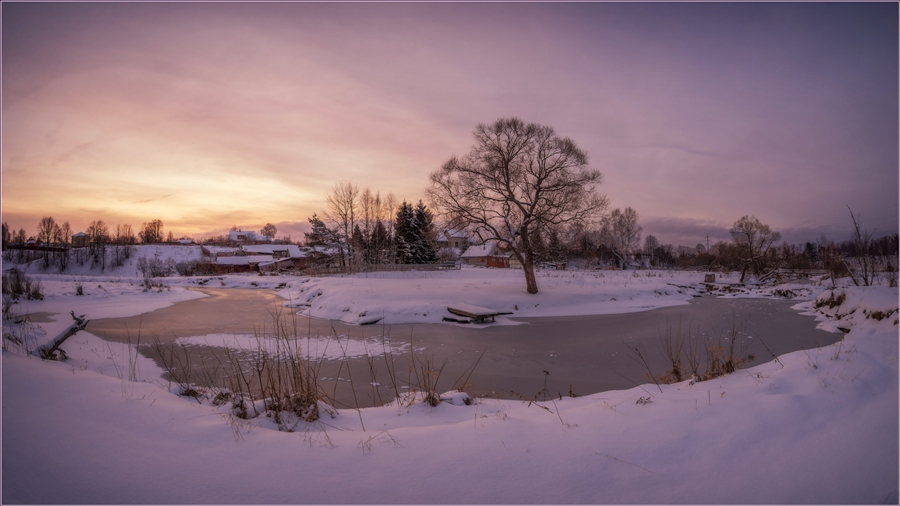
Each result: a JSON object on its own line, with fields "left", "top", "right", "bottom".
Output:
{"left": 241, "top": 244, "right": 310, "bottom": 270}
{"left": 435, "top": 229, "right": 469, "bottom": 262}
{"left": 228, "top": 230, "right": 272, "bottom": 243}
{"left": 71, "top": 232, "right": 89, "bottom": 248}
{"left": 460, "top": 242, "right": 509, "bottom": 268}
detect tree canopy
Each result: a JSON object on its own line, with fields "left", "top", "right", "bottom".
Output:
{"left": 428, "top": 117, "right": 607, "bottom": 293}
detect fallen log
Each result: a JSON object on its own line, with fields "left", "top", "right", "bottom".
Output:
{"left": 34, "top": 311, "right": 89, "bottom": 360}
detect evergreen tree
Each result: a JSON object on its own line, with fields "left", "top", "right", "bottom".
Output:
{"left": 370, "top": 220, "right": 390, "bottom": 264}
{"left": 547, "top": 229, "right": 564, "bottom": 263}
{"left": 394, "top": 201, "right": 439, "bottom": 264}
{"left": 394, "top": 202, "right": 415, "bottom": 264}
{"left": 305, "top": 214, "right": 339, "bottom": 266}
{"left": 351, "top": 224, "right": 367, "bottom": 263}
{"left": 413, "top": 201, "right": 438, "bottom": 263}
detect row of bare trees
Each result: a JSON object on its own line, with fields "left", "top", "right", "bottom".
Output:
{"left": 306, "top": 182, "right": 400, "bottom": 268}
{"left": 305, "top": 181, "right": 440, "bottom": 270}
{"left": 2, "top": 217, "right": 172, "bottom": 272}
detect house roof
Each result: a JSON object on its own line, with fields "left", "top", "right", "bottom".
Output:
{"left": 241, "top": 244, "right": 306, "bottom": 258}
{"left": 445, "top": 229, "right": 468, "bottom": 238}
{"left": 228, "top": 230, "right": 272, "bottom": 242}
{"left": 461, "top": 243, "right": 500, "bottom": 258}
{"left": 215, "top": 255, "right": 275, "bottom": 266}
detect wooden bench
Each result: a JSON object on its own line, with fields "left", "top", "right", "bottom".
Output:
{"left": 446, "top": 303, "right": 501, "bottom": 324}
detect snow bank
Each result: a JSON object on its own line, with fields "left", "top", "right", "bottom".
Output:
{"left": 175, "top": 332, "right": 412, "bottom": 361}
{"left": 278, "top": 268, "right": 717, "bottom": 325}
{"left": 8, "top": 244, "right": 205, "bottom": 278}
{"left": 3, "top": 281, "right": 896, "bottom": 503}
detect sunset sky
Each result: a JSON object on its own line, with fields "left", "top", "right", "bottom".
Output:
{"left": 2, "top": 2, "right": 897, "bottom": 247}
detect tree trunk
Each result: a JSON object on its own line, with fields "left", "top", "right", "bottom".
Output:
{"left": 34, "top": 311, "right": 88, "bottom": 360}
{"left": 521, "top": 251, "right": 539, "bottom": 294}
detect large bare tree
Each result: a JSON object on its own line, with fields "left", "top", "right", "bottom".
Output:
{"left": 428, "top": 118, "right": 608, "bottom": 294}
{"left": 599, "top": 207, "right": 642, "bottom": 268}
{"left": 730, "top": 215, "right": 781, "bottom": 282}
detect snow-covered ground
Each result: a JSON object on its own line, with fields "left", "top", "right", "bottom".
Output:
{"left": 2, "top": 248, "right": 897, "bottom": 503}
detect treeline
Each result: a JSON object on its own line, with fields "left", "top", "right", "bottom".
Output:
{"left": 531, "top": 214, "right": 897, "bottom": 282}
{"left": 1, "top": 217, "right": 177, "bottom": 272}
{"left": 303, "top": 181, "right": 439, "bottom": 269}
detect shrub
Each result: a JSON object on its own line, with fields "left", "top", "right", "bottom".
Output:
{"left": 1, "top": 268, "right": 43, "bottom": 301}
{"left": 174, "top": 261, "right": 198, "bottom": 277}
{"left": 137, "top": 255, "right": 175, "bottom": 278}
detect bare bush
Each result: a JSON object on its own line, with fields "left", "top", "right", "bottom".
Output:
{"left": 2, "top": 268, "right": 43, "bottom": 301}
{"left": 137, "top": 255, "right": 175, "bottom": 278}
{"left": 633, "top": 314, "right": 756, "bottom": 385}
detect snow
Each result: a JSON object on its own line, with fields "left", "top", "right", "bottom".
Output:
{"left": 214, "top": 254, "right": 274, "bottom": 266}
{"left": 174, "top": 332, "right": 411, "bottom": 361}
{"left": 460, "top": 242, "right": 500, "bottom": 258}
{"left": 240, "top": 243, "right": 306, "bottom": 258}
{"left": 2, "top": 253, "right": 897, "bottom": 503}
{"left": 280, "top": 268, "right": 705, "bottom": 325}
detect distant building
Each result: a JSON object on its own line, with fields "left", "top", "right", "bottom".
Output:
{"left": 72, "top": 232, "right": 89, "bottom": 248}
{"left": 436, "top": 229, "right": 469, "bottom": 262}
{"left": 241, "top": 244, "right": 309, "bottom": 270}
{"left": 442, "top": 229, "right": 469, "bottom": 250}
{"left": 461, "top": 242, "right": 508, "bottom": 268}
{"left": 228, "top": 230, "right": 272, "bottom": 243}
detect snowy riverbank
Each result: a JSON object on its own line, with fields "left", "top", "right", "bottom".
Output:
{"left": 2, "top": 264, "right": 897, "bottom": 503}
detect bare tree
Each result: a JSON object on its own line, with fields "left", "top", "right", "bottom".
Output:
{"left": 846, "top": 206, "right": 876, "bottom": 286}
{"left": 428, "top": 118, "right": 608, "bottom": 294}
{"left": 87, "top": 220, "right": 110, "bottom": 270}
{"left": 359, "top": 188, "right": 378, "bottom": 264}
{"left": 60, "top": 222, "right": 72, "bottom": 247}
{"left": 599, "top": 207, "right": 642, "bottom": 269}
{"left": 111, "top": 224, "right": 136, "bottom": 267}
{"left": 730, "top": 215, "right": 781, "bottom": 283}
{"left": 37, "top": 216, "right": 57, "bottom": 246}
{"left": 260, "top": 223, "right": 277, "bottom": 240}
{"left": 382, "top": 192, "right": 398, "bottom": 263}
{"left": 139, "top": 219, "right": 164, "bottom": 244}
{"left": 325, "top": 180, "right": 359, "bottom": 268}
{"left": 644, "top": 234, "right": 660, "bottom": 266}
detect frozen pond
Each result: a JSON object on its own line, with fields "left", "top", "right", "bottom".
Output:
{"left": 87, "top": 288, "right": 842, "bottom": 408}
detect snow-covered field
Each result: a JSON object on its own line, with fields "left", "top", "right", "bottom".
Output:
{"left": 2, "top": 246, "right": 898, "bottom": 504}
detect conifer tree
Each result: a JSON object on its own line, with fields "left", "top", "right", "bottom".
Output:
{"left": 394, "top": 202, "right": 416, "bottom": 264}
{"left": 413, "top": 201, "right": 438, "bottom": 263}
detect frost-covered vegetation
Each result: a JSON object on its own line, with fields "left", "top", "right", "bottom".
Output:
{"left": 2, "top": 249, "right": 897, "bottom": 503}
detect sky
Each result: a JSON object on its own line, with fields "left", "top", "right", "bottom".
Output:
{"left": 2, "top": 2, "right": 897, "bottom": 247}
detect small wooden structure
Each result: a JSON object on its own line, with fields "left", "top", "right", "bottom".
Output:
{"left": 446, "top": 303, "right": 501, "bottom": 323}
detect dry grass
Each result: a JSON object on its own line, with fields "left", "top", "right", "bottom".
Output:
{"left": 634, "top": 313, "right": 757, "bottom": 386}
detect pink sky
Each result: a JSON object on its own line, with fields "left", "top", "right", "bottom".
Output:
{"left": 2, "top": 2, "right": 897, "bottom": 246}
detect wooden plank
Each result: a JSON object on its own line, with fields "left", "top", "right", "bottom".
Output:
{"left": 447, "top": 303, "right": 500, "bottom": 323}
{"left": 447, "top": 303, "right": 498, "bottom": 318}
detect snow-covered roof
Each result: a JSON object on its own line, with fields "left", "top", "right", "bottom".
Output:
{"left": 72, "top": 232, "right": 87, "bottom": 237}
{"left": 444, "top": 229, "right": 468, "bottom": 238}
{"left": 215, "top": 255, "right": 275, "bottom": 266}
{"left": 241, "top": 244, "right": 305, "bottom": 258}
{"left": 228, "top": 230, "right": 272, "bottom": 242}
{"left": 461, "top": 243, "right": 500, "bottom": 258}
